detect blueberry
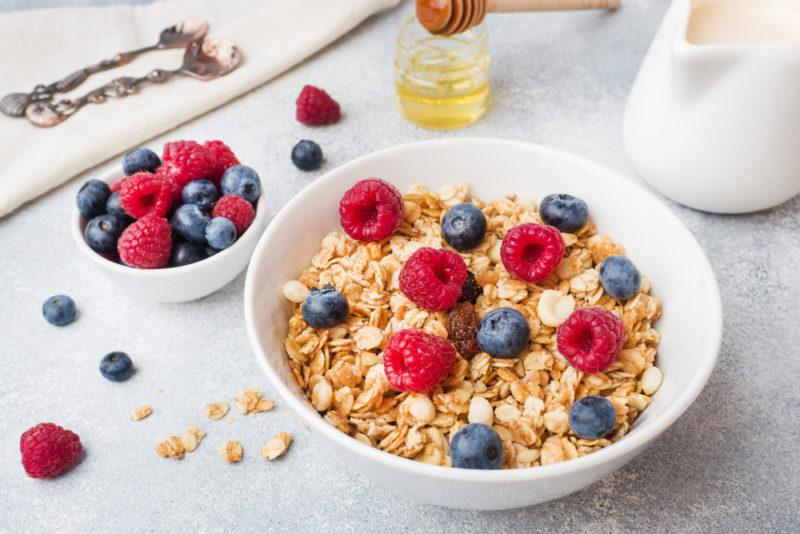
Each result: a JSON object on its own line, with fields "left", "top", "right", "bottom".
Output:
{"left": 123, "top": 147, "right": 161, "bottom": 175}
{"left": 42, "top": 295, "right": 77, "bottom": 326}
{"left": 105, "top": 192, "right": 132, "bottom": 223}
{"left": 171, "top": 204, "right": 209, "bottom": 244}
{"left": 99, "top": 351, "right": 134, "bottom": 382}
{"left": 170, "top": 241, "right": 207, "bottom": 267}
{"left": 182, "top": 179, "right": 219, "bottom": 211}
{"left": 599, "top": 255, "right": 641, "bottom": 301}
{"left": 84, "top": 214, "right": 126, "bottom": 253}
{"left": 76, "top": 179, "right": 111, "bottom": 218}
{"left": 205, "top": 217, "right": 237, "bottom": 250}
{"left": 539, "top": 194, "right": 589, "bottom": 233}
{"left": 476, "top": 307, "right": 530, "bottom": 358}
{"left": 291, "top": 140, "right": 323, "bottom": 171}
{"left": 568, "top": 396, "right": 617, "bottom": 439}
{"left": 301, "top": 285, "right": 349, "bottom": 328}
{"left": 449, "top": 424, "right": 503, "bottom": 469}
{"left": 442, "top": 203, "right": 487, "bottom": 251}
{"left": 220, "top": 165, "right": 262, "bottom": 203}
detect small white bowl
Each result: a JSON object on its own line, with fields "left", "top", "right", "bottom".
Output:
{"left": 72, "top": 163, "right": 268, "bottom": 303}
{"left": 244, "top": 138, "right": 722, "bottom": 510}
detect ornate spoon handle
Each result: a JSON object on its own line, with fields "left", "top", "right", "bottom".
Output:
{"left": 25, "top": 68, "right": 177, "bottom": 127}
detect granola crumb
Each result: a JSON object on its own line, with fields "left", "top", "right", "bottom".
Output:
{"left": 262, "top": 432, "right": 292, "bottom": 460}
{"left": 130, "top": 405, "right": 153, "bottom": 421}
{"left": 234, "top": 388, "right": 275, "bottom": 415}
{"left": 181, "top": 426, "right": 206, "bottom": 452}
{"left": 204, "top": 402, "right": 230, "bottom": 420}
{"left": 219, "top": 440, "right": 243, "bottom": 463}
{"left": 155, "top": 436, "right": 185, "bottom": 459}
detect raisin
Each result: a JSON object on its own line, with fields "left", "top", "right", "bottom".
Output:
{"left": 447, "top": 302, "right": 481, "bottom": 358}
{"left": 458, "top": 271, "right": 482, "bottom": 304}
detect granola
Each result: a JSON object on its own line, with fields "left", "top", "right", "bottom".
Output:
{"left": 282, "top": 184, "right": 662, "bottom": 469}
{"left": 130, "top": 405, "right": 153, "bottom": 421}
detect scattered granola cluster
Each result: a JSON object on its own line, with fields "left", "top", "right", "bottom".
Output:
{"left": 283, "top": 183, "right": 662, "bottom": 469}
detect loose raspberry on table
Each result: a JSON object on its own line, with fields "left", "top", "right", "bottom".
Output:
{"left": 556, "top": 307, "right": 625, "bottom": 374}
{"left": 447, "top": 302, "right": 481, "bottom": 358}
{"left": 212, "top": 194, "right": 255, "bottom": 234}
{"left": 117, "top": 215, "right": 172, "bottom": 269}
{"left": 20, "top": 422, "right": 82, "bottom": 479}
{"left": 399, "top": 247, "right": 467, "bottom": 311}
{"left": 500, "top": 223, "right": 565, "bottom": 282}
{"left": 119, "top": 172, "right": 172, "bottom": 218}
{"left": 383, "top": 329, "right": 457, "bottom": 392}
{"left": 203, "top": 140, "right": 240, "bottom": 184}
{"left": 295, "top": 85, "right": 341, "bottom": 125}
{"left": 338, "top": 178, "right": 404, "bottom": 242}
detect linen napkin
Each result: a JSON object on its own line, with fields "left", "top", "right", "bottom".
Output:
{"left": 0, "top": 0, "right": 400, "bottom": 217}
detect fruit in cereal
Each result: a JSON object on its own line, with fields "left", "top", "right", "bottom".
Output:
{"left": 84, "top": 214, "right": 126, "bottom": 254}
{"left": 122, "top": 147, "right": 161, "bottom": 175}
{"left": 568, "top": 396, "right": 617, "bottom": 439}
{"left": 449, "top": 423, "right": 503, "bottom": 469}
{"left": 212, "top": 194, "right": 255, "bottom": 234}
{"left": 182, "top": 179, "right": 219, "bottom": 211}
{"left": 459, "top": 270, "right": 482, "bottom": 304}
{"left": 205, "top": 217, "right": 237, "bottom": 250}
{"left": 301, "top": 285, "right": 349, "bottom": 328}
{"left": 556, "top": 307, "right": 625, "bottom": 373}
{"left": 447, "top": 302, "right": 481, "bottom": 358}
{"left": 221, "top": 165, "right": 262, "bottom": 204}
{"left": 338, "top": 178, "right": 404, "bottom": 242}
{"left": 76, "top": 179, "right": 111, "bottom": 218}
{"left": 171, "top": 204, "right": 210, "bottom": 244}
{"left": 295, "top": 85, "right": 341, "bottom": 125}
{"left": 500, "top": 223, "right": 565, "bottom": 282}
{"left": 203, "top": 140, "right": 239, "bottom": 183}
{"left": 539, "top": 193, "right": 588, "bottom": 233}
{"left": 599, "top": 255, "right": 641, "bottom": 301}
{"left": 119, "top": 172, "right": 172, "bottom": 218}
{"left": 476, "top": 307, "right": 531, "bottom": 358}
{"left": 99, "top": 351, "right": 134, "bottom": 382}
{"left": 117, "top": 215, "right": 172, "bottom": 269}
{"left": 20, "top": 423, "right": 82, "bottom": 479}
{"left": 399, "top": 247, "right": 467, "bottom": 311}
{"left": 383, "top": 329, "right": 456, "bottom": 392}
{"left": 42, "top": 295, "right": 76, "bottom": 327}
{"left": 442, "top": 203, "right": 487, "bottom": 251}
{"left": 291, "top": 139, "right": 323, "bottom": 171}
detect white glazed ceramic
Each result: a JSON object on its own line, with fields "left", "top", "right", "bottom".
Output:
{"left": 244, "top": 138, "right": 722, "bottom": 510}
{"left": 624, "top": 0, "right": 800, "bottom": 213}
{"left": 72, "top": 165, "right": 268, "bottom": 303}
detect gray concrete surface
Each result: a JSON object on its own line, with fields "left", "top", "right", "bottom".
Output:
{"left": 1, "top": 0, "right": 798, "bottom": 532}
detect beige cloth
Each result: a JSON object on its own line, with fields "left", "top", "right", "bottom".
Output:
{"left": 0, "top": 0, "right": 400, "bottom": 217}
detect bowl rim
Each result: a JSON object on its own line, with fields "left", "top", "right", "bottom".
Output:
{"left": 71, "top": 162, "right": 269, "bottom": 277}
{"left": 244, "top": 137, "right": 723, "bottom": 483}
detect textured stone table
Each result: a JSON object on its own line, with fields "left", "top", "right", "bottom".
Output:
{"left": 1, "top": 1, "right": 798, "bottom": 532}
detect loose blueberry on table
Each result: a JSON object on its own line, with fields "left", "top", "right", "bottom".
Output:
{"left": 99, "top": 351, "right": 134, "bottom": 382}
{"left": 42, "top": 294, "right": 77, "bottom": 326}
{"left": 291, "top": 139, "right": 323, "bottom": 171}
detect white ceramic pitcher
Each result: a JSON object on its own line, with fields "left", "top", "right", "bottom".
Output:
{"left": 623, "top": 0, "right": 800, "bottom": 213}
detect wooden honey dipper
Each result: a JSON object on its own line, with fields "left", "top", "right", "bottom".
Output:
{"left": 417, "top": 0, "right": 620, "bottom": 35}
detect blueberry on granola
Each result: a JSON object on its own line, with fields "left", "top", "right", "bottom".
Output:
{"left": 442, "top": 203, "right": 487, "bottom": 251}
{"left": 568, "top": 396, "right": 616, "bottom": 439}
{"left": 450, "top": 423, "right": 503, "bottom": 469}
{"left": 539, "top": 194, "right": 588, "bottom": 233}
{"left": 599, "top": 255, "right": 641, "bottom": 301}
{"left": 301, "top": 285, "right": 349, "bottom": 328}
{"left": 477, "top": 307, "right": 530, "bottom": 359}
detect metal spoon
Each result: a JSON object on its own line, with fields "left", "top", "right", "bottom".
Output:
{"left": 0, "top": 19, "right": 209, "bottom": 118}
{"left": 24, "top": 37, "right": 242, "bottom": 128}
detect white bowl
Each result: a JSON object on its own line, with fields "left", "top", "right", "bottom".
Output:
{"left": 244, "top": 138, "right": 722, "bottom": 510}
{"left": 72, "top": 164, "right": 268, "bottom": 303}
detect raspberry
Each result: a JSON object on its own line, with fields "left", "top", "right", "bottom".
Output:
{"left": 399, "top": 247, "right": 467, "bottom": 311}
{"left": 500, "top": 223, "right": 565, "bottom": 282}
{"left": 20, "top": 423, "right": 82, "bottom": 479}
{"left": 295, "top": 85, "right": 341, "bottom": 125}
{"left": 159, "top": 140, "right": 214, "bottom": 198}
{"left": 117, "top": 215, "right": 172, "bottom": 269}
{"left": 556, "top": 307, "right": 625, "bottom": 373}
{"left": 203, "top": 140, "right": 240, "bottom": 184}
{"left": 212, "top": 194, "right": 255, "bottom": 234}
{"left": 119, "top": 172, "right": 172, "bottom": 218}
{"left": 338, "top": 178, "right": 404, "bottom": 242}
{"left": 383, "top": 329, "right": 456, "bottom": 392}
{"left": 447, "top": 302, "right": 481, "bottom": 358}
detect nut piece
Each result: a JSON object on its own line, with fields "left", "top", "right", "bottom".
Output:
{"left": 641, "top": 366, "right": 663, "bottom": 395}
{"left": 181, "top": 426, "right": 206, "bottom": 452}
{"left": 537, "top": 290, "right": 575, "bottom": 327}
{"left": 130, "top": 405, "right": 153, "bottom": 421}
{"left": 204, "top": 402, "right": 230, "bottom": 420}
{"left": 467, "top": 396, "right": 494, "bottom": 426}
{"left": 219, "top": 440, "right": 243, "bottom": 463}
{"left": 354, "top": 326, "right": 383, "bottom": 350}
{"left": 235, "top": 388, "right": 275, "bottom": 415}
{"left": 155, "top": 436, "right": 185, "bottom": 459}
{"left": 262, "top": 432, "right": 292, "bottom": 460}
{"left": 282, "top": 281, "right": 309, "bottom": 303}
{"left": 404, "top": 393, "right": 436, "bottom": 425}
